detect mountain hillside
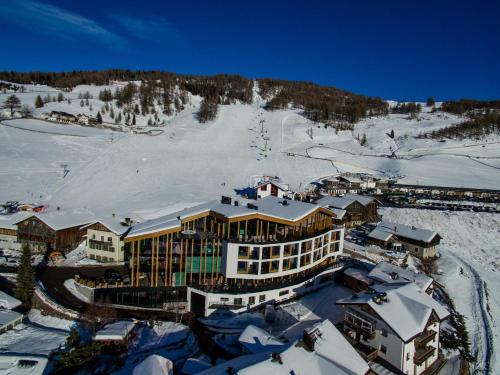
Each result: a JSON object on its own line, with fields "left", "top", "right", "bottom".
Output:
{"left": 0, "top": 77, "right": 499, "bottom": 218}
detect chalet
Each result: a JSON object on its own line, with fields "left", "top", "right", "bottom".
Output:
{"left": 337, "top": 283, "right": 450, "bottom": 375}
{"left": 254, "top": 180, "right": 289, "bottom": 199}
{"left": 15, "top": 210, "right": 96, "bottom": 254}
{"left": 367, "top": 221, "right": 440, "bottom": 260}
{"left": 46, "top": 111, "right": 77, "bottom": 124}
{"left": 316, "top": 194, "right": 380, "bottom": 227}
{"left": 82, "top": 215, "right": 137, "bottom": 263}
{"left": 77, "top": 113, "right": 98, "bottom": 125}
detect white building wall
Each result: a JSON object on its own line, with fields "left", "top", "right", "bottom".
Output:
{"left": 86, "top": 229, "right": 124, "bottom": 263}
{"left": 223, "top": 227, "right": 344, "bottom": 280}
{"left": 348, "top": 305, "right": 405, "bottom": 370}
{"left": 189, "top": 264, "right": 345, "bottom": 316}
{"left": 255, "top": 183, "right": 287, "bottom": 199}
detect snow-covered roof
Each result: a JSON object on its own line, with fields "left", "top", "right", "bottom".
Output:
{"left": 343, "top": 267, "right": 373, "bottom": 285}
{"left": 255, "top": 180, "right": 289, "bottom": 192}
{"left": 315, "top": 196, "right": 356, "bottom": 210}
{"left": 238, "top": 325, "right": 284, "bottom": 354}
{"left": 94, "top": 320, "right": 135, "bottom": 341}
{"left": 0, "top": 310, "right": 23, "bottom": 327}
{"left": 343, "top": 193, "right": 377, "bottom": 206}
{"left": 368, "top": 262, "right": 433, "bottom": 292}
{"left": 0, "top": 212, "right": 30, "bottom": 231}
{"left": 368, "top": 221, "right": 439, "bottom": 244}
{"left": 127, "top": 196, "right": 331, "bottom": 238}
{"left": 238, "top": 320, "right": 370, "bottom": 375}
{"left": 132, "top": 354, "right": 173, "bottom": 375}
{"left": 0, "top": 355, "right": 48, "bottom": 375}
{"left": 323, "top": 207, "right": 346, "bottom": 220}
{"left": 337, "top": 283, "right": 449, "bottom": 342}
{"left": 81, "top": 214, "right": 139, "bottom": 235}
{"left": 339, "top": 175, "right": 363, "bottom": 183}
{"left": 0, "top": 290, "right": 22, "bottom": 310}
{"left": 15, "top": 209, "right": 97, "bottom": 231}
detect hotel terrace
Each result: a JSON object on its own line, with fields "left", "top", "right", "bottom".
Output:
{"left": 106, "top": 196, "right": 347, "bottom": 316}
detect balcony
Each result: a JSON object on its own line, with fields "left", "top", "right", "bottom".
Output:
{"left": 229, "top": 226, "right": 343, "bottom": 246}
{"left": 415, "top": 330, "right": 436, "bottom": 347}
{"left": 344, "top": 320, "right": 376, "bottom": 340}
{"left": 190, "top": 257, "right": 352, "bottom": 295}
{"left": 414, "top": 346, "right": 436, "bottom": 365}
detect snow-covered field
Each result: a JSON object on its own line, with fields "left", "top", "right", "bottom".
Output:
{"left": 381, "top": 207, "right": 500, "bottom": 374}
{"left": 1, "top": 84, "right": 500, "bottom": 218}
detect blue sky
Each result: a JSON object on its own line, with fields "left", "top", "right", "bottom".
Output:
{"left": 1, "top": 0, "right": 499, "bottom": 101}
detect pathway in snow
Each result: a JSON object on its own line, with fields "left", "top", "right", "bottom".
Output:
{"left": 446, "top": 251, "right": 493, "bottom": 374}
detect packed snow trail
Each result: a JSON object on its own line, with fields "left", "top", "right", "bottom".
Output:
{"left": 449, "top": 252, "right": 494, "bottom": 374}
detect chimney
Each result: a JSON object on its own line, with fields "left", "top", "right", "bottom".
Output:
{"left": 303, "top": 327, "right": 321, "bottom": 351}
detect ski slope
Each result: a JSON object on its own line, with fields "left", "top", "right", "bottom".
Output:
{"left": 2, "top": 85, "right": 500, "bottom": 217}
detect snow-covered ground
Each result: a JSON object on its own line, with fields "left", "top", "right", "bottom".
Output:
{"left": 381, "top": 207, "right": 499, "bottom": 374}
{"left": 0, "top": 311, "right": 71, "bottom": 356}
{"left": 1, "top": 93, "right": 500, "bottom": 219}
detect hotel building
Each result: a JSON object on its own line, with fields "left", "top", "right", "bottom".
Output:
{"left": 119, "top": 196, "right": 346, "bottom": 316}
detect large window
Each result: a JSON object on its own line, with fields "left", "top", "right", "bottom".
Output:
{"left": 300, "top": 254, "right": 311, "bottom": 267}
{"left": 262, "top": 246, "right": 280, "bottom": 260}
{"left": 284, "top": 243, "right": 299, "bottom": 257}
{"left": 302, "top": 240, "right": 312, "bottom": 253}
{"left": 283, "top": 257, "right": 298, "bottom": 271}
{"left": 237, "top": 261, "right": 258, "bottom": 274}
{"left": 261, "top": 260, "right": 279, "bottom": 274}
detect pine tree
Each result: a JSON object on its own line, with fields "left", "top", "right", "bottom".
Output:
{"left": 132, "top": 113, "right": 136, "bottom": 125}
{"left": 426, "top": 97, "right": 435, "bottom": 107}
{"left": 96, "top": 112, "right": 102, "bottom": 124}
{"left": 57, "top": 92, "right": 64, "bottom": 102}
{"left": 35, "top": 95, "right": 44, "bottom": 108}
{"left": 14, "top": 244, "right": 35, "bottom": 308}
{"left": 390, "top": 129, "right": 395, "bottom": 138}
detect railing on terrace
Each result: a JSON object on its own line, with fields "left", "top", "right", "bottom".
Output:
{"left": 228, "top": 226, "right": 343, "bottom": 245}
{"left": 415, "top": 330, "right": 437, "bottom": 347}
{"left": 414, "top": 346, "right": 436, "bottom": 365}
{"left": 189, "top": 257, "right": 352, "bottom": 295}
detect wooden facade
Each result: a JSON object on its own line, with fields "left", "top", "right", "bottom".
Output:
{"left": 16, "top": 216, "right": 87, "bottom": 254}
{"left": 125, "top": 207, "right": 337, "bottom": 289}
